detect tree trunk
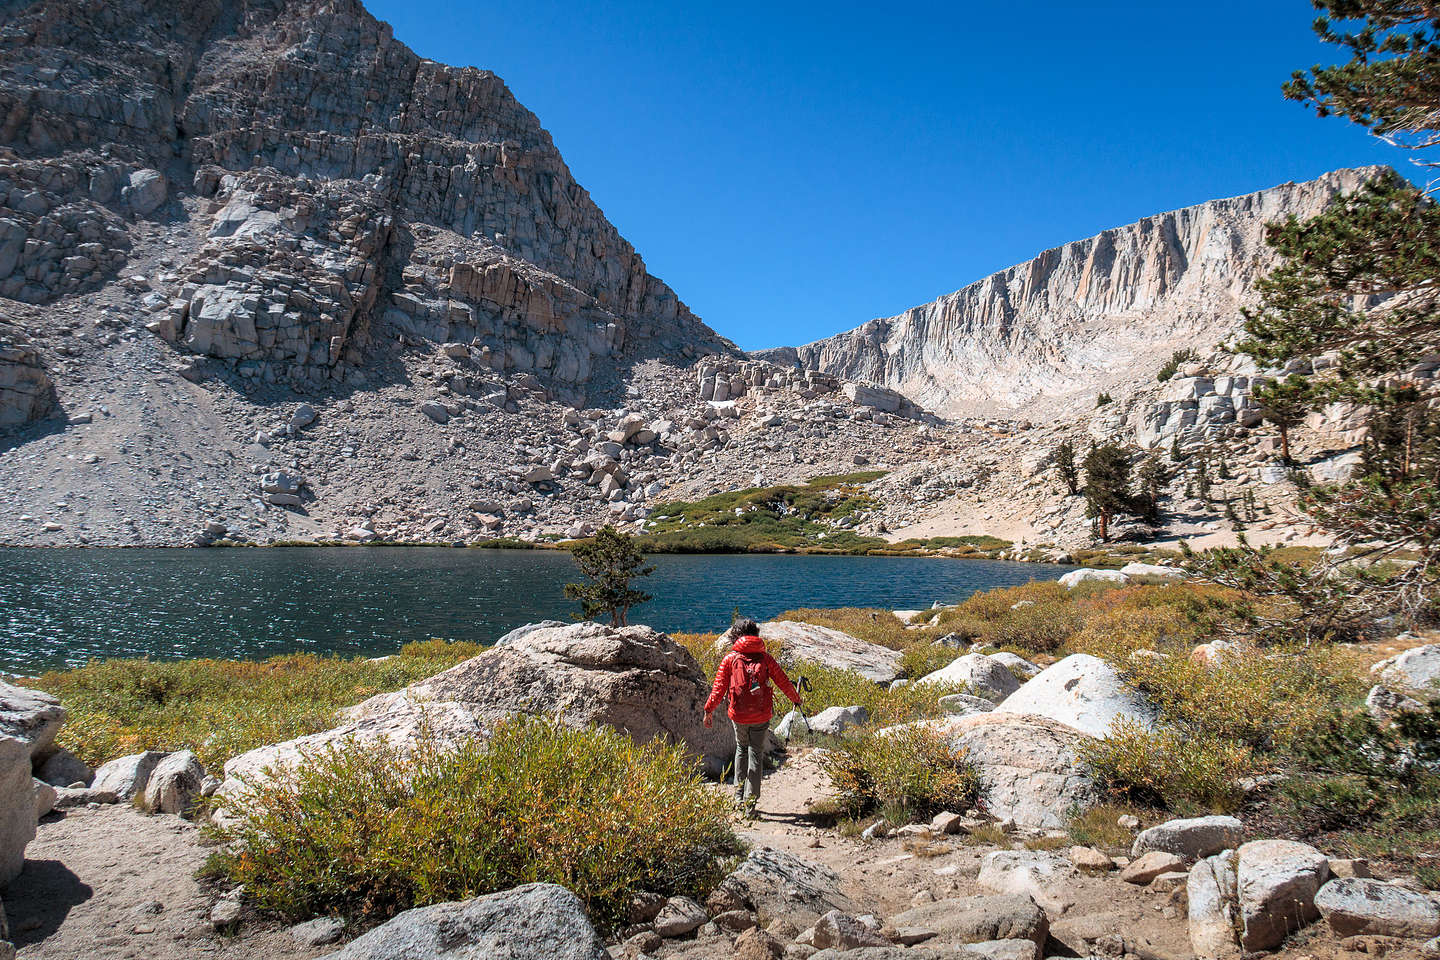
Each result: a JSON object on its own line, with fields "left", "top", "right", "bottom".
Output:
{"left": 1098, "top": 509, "right": 1110, "bottom": 542}
{"left": 1279, "top": 424, "right": 1291, "bottom": 463}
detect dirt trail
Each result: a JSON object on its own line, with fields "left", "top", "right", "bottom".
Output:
{"left": 6, "top": 806, "right": 328, "bottom": 960}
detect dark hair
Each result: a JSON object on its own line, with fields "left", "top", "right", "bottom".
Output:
{"left": 732, "top": 618, "right": 759, "bottom": 637}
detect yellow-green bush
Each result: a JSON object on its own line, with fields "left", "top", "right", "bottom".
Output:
{"left": 1077, "top": 719, "right": 1250, "bottom": 814}
{"left": 29, "top": 640, "right": 485, "bottom": 769}
{"left": 208, "top": 718, "right": 740, "bottom": 927}
{"left": 818, "top": 725, "right": 980, "bottom": 820}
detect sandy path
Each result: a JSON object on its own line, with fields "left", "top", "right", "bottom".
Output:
{"left": 7, "top": 806, "right": 327, "bottom": 960}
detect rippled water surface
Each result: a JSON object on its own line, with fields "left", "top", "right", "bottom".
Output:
{"left": 0, "top": 547, "right": 1074, "bottom": 674}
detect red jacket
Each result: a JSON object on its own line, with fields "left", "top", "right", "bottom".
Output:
{"left": 704, "top": 635, "right": 802, "bottom": 725}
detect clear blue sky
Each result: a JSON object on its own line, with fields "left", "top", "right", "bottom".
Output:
{"left": 367, "top": 0, "right": 1405, "bottom": 351}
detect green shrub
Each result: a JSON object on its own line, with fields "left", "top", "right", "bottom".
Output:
{"left": 29, "top": 642, "right": 485, "bottom": 770}
{"left": 1077, "top": 719, "right": 1249, "bottom": 813}
{"left": 817, "top": 725, "right": 980, "bottom": 820}
{"left": 1277, "top": 701, "right": 1440, "bottom": 838}
{"left": 1157, "top": 348, "right": 1199, "bottom": 382}
{"left": 208, "top": 718, "right": 740, "bottom": 927}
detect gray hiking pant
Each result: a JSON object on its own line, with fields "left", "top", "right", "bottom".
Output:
{"left": 732, "top": 720, "right": 768, "bottom": 801}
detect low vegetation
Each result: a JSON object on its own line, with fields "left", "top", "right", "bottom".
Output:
{"left": 637, "top": 472, "right": 889, "bottom": 553}
{"left": 815, "top": 725, "right": 980, "bottom": 823}
{"left": 207, "top": 718, "right": 740, "bottom": 928}
{"left": 30, "top": 640, "right": 483, "bottom": 770}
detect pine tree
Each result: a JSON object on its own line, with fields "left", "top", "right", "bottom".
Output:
{"left": 1252, "top": 376, "right": 1320, "bottom": 464}
{"left": 564, "top": 526, "right": 654, "bottom": 626}
{"left": 1170, "top": 435, "right": 1186, "bottom": 463}
{"left": 1194, "top": 0, "right": 1440, "bottom": 624}
{"left": 1195, "top": 458, "right": 1212, "bottom": 502}
{"left": 1054, "top": 440, "right": 1079, "bottom": 495}
{"left": 1136, "top": 456, "right": 1170, "bottom": 524}
{"left": 1082, "top": 444, "right": 1137, "bottom": 541}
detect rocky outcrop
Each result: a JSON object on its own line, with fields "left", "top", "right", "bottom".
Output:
{"left": 318, "top": 882, "right": 609, "bottom": 960}
{"left": 996, "top": 654, "right": 1159, "bottom": 739}
{"left": 0, "top": 324, "right": 53, "bottom": 430}
{"left": 220, "top": 621, "right": 731, "bottom": 806}
{"left": 919, "top": 713, "right": 1102, "bottom": 828}
{"left": 0, "top": 736, "right": 32, "bottom": 888}
{"left": 771, "top": 168, "right": 1384, "bottom": 418}
{"left": 0, "top": 0, "right": 733, "bottom": 400}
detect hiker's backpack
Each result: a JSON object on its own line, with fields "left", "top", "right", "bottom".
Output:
{"left": 728, "top": 653, "right": 770, "bottom": 714}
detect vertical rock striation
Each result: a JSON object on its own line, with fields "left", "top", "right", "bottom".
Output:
{"left": 771, "top": 168, "right": 1385, "bottom": 418}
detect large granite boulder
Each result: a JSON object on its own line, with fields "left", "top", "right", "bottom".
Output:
{"left": 0, "top": 736, "right": 34, "bottom": 888}
{"left": 996, "top": 655, "right": 1158, "bottom": 738}
{"left": 916, "top": 654, "right": 1022, "bottom": 702}
{"left": 93, "top": 751, "right": 167, "bottom": 801}
{"left": 142, "top": 750, "right": 206, "bottom": 815}
{"left": 710, "top": 847, "right": 856, "bottom": 928}
{"left": 911, "top": 713, "right": 1102, "bottom": 829}
{"left": 1372, "top": 644, "right": 1440, "bottom": 700}
{"left": 1236, "top": 840, "right": 1330, "bottom": 951}
{"left": 1314, "top": 877, "right": 1440, "bottom": 938}
{"left": 0, "top": 681, "right": 65, "bottom": 760}
{"left": 222, "top": 622, "right": 730, "bottom": 807}
{"left": 318, "top": 883, "right": 609, "bottom": 960}
{"left": 715, "top": 621, "right": 903, "bottom": 684}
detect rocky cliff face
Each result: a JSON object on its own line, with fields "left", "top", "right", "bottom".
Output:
{"left": 0, "top": 0, "right": 731, "bottom": 406}
{"left": 769, "top": 168, "right": 1384, "bottom": 418}
{"left": 0, "top": 322, "right": 52, "bottom": 430}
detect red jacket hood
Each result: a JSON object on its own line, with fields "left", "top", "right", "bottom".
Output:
{"left": 732, "top": 634, "right": 766, "bottom": 655}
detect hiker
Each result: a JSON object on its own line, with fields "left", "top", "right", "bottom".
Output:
{"left": 703, "top": 618, "right": 802, "bottom": 812}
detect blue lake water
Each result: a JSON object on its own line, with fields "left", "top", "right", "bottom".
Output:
{"left": 0, "top": 547, "right": 1075, "bottom": 675}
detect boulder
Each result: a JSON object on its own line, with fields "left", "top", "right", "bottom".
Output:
{"left": 1236, "top": 839, "right": 1330, "bottom": 951}
{"left": 0, "top": 737, "right": 34, "bottom": 888}
{"left": 221, "top": 623, "right": 732, "bottom": 808}
{"left": 810, "top": 910, "right": 888, "bottom": 949}
{"left": 1313, "top": 877, "right": 1440, "bottom": 938}
{"left": 711, "top": 847, "right": 856, "bottom": 928}
{"left": 318, "top": 883, "right": 609, "bottom": 960}
{"left": 987, "top": 652, "right": 1041, "bottom": 679}
{"left": 32, "top": 778, "right": 56, "bottom": 818}
{"left": 1372, "top": 645, "right": 1440, "bottom": 700}
{"left": 1118, "top": 562, "right": 1183, "bottom": 580}
{"left": 916, "top": 654, "right": 1022, "bottom": 702}
{"left": 977, "top": 851, "right": 1078, "bottom": 914}
{"left": 93, "top": 750, "right": 167, "bottom": 801}
{"left": 1187, "top": 851, "right": 1241, "bottom": 960}
{"left": 142, "top": 750, "right": 206, "bottom": 815}
{"left": 1057, "top": 569, "right": 1128, "bottom": 590}
{"left": 717, "top": 622, "right": 903, "bottom": 685}
{"left": 917, "top": 714, "right": 1102, "bottom": 829}
{"left": 1120, "top": 851, "right": 1185, "bottom": 885}
{"left": 938, "top": 694, "right": 998, "bottom": 716}
{"left": 0, "top": 680, "right": 66, "bottom": 759}
{"left": 808, "top": 706, "right": 869, "bottom": 737}
{"left": 124, "top": 169, "right": 167, "bottom": 215}
{"left": 652, "top": 896, "right": 707, "bottom": 938}
{"left": 883, "top": 894, "right": 1050, "bottom": 946}
{"left": 996, "top": 655, "right": 1158, "bottom": 738}
{"left": 290, "top": 917, "right": 346, "bottom": 947}
{"left": 53, "top": 786, "right": 119, "bottom": 808}
{"left": 37, "top": 747, "right": 91, "bottom": 787}
{"left": 1132, "top": 815, "right": 1243, "bottom": 861}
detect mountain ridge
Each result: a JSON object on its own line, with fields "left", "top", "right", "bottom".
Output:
{"left": 761, "top": 166, "right": 1388, "bottom": 418}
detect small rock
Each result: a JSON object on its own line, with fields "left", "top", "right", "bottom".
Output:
{"left": 1121, "top": 851, "right": 1185, "bottom": 885}
{"left": 1132, "top": 815, "right": 1243, "bottom": 861}
{"left": 653, "top": 896, "right": 708, "bottom": 938}
{"left": 809, "top": 910, "right": 887, "bottom": 949}
{"left": 289, "top": 917, "right": 345, "bottom": 947}
{"left": 733, "top": 926, "right": 784, "bottom": 960}
{"left": 1069, "top": 846, "right": 1115, "bottom": 871}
